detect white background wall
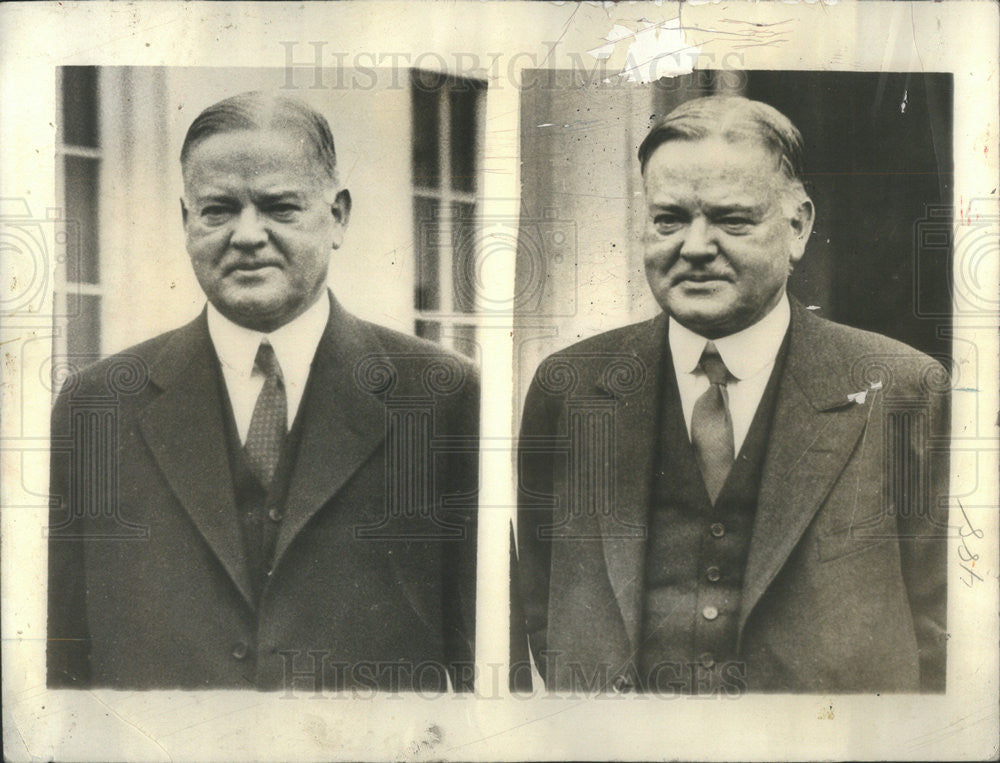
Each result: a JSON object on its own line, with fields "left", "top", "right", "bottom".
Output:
{"left": 511, "top": 74, "right": 724, "bottom": 415}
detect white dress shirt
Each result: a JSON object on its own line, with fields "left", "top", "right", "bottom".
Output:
{"left": 207, "top": 295, "right": 330, "bottom": 443}
{"left": 669, "top": 294, "right": 790, "bottom": 455}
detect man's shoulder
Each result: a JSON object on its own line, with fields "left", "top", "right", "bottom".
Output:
{"left": 363, "top": 319, "right": 457, "bottom": 355}
{"left": 793, "top": 307, "right": 946, "bottom": 397}
{"left": 356, "top": 319, "right": 479, "bottom": 396}
{"left": 56, "top": 321, "right": 199, "bottom": 400}
{"left": 360, "top": 320, "right": 473, "bottom": 366}
{"left": 544, "top": 317, "right": 661, "bottom": 361}
{"left": 799, "top": 308, "right": 938, "bottom": 368}
{"left": 527, "top": 317, "right": 661, "bottom": 399}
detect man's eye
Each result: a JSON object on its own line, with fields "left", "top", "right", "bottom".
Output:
{"left": 653, "top": 214, "right": 684, "bottom": 232}
{"left": 268, "top": 204, "right": 301, "bottom": 220}
{"left": 201, "top": 206, "right": 233, "bottom": 222}
{"left": 719, "top": 218, "right": 753, "bottom": 232}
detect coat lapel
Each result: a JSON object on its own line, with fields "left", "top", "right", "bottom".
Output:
{"left": 138, "top": 313, "right": 255, "bottom": 609}
{"left": 738, "top": 302, "right": 872, "bottom": 642}
{"left": 595, "top": 314, "right": 666, "bottom": 651}
{"left": 270, "top": 296, "right": 388, "bottom": 573}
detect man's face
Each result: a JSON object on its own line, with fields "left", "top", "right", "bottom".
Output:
{"left": 642, "top": 136, "right": 813, "bottom": 339}
{"left": 181, "top": 129, "right": 350, "bottom": 332}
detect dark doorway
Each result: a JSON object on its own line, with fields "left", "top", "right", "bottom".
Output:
{"left": 744, "top": 71, "right": 954, "bottom": 363}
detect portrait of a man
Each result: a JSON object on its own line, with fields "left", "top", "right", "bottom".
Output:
{"left": 516, "top": 94, "right": 949, "bottom": 694}
{"left": 2, "top": 3, "right": 994, "bottom": 760}
{"left": 47, "top": 91, "right": 479, "bottom": 691}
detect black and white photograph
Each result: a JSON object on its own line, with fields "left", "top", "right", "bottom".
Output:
{"left": 1, "top": 2, "right": 997, "bottom": 761}
{"left": 45, "top": 70, "right": 482, "bottom": 692}
{"left": 513, "top": 71, "right": 952, "bottom": 695}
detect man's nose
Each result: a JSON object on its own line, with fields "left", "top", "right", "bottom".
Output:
{"left": 230, "top": 208, "right": 268, "bottom": 249}
{"left": 678, "top": 217, "right": 718, "bottom": 261}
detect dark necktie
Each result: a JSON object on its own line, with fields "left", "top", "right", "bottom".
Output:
{"left": 244, "top": 340, "right": 287, "bottom": 490}
{"left": 691, "top": 341, "right": 735, "bottom": 503}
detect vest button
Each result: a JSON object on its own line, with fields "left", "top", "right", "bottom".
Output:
{"left": 699, "top": 652, "right": 716, "bottom": 669}
{"left": 710, "top": 522, "right": 725, "bottom": 538}
{"left": 706, "top": 566, "right": 721, "bottom": 582}
{"left": 268, "top": 508, "right": 284, "bottom": 523}
{"left": 702, "top": 605, "right": 719, "bottom": 621}
{"left": 231, "top": 641, "right": 250, "bottom": 660}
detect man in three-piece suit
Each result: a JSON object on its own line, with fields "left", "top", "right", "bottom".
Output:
{"left": 48, "top": 92, "right": 478, "bottom": 691}
{"left": 516, "top": 96, "right": 948, "bottom": 694}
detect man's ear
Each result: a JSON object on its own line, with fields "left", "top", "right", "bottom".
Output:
{"left": 788, "top": 197, "right": 815, "bottom": 265}
{"left": 180, "top": 197, "right": 189, "bottom": 226}
{"left": 330, "top": 188, "right": 352, "bottom": 249}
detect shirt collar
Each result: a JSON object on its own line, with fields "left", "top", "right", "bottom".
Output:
{"left": 206, "top": 292, "right": 330, "bottom": 380}
{"left": 668, "top": 293, "right": 790, "bottom": 381}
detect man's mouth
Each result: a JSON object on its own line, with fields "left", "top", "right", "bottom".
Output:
{"left": 226, "top": 261, "right": 282, "bottom": 275}
{"left": 674, "top": 274, "right": 731, "bottom": 285}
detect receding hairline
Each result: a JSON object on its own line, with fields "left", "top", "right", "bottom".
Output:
{"left": 641, "top": 132, "right": 784, "bottom": 175}
{"left": 180, "top": 127, "right": 327, "bottom": 170}
{"left": 180, "top": 91, "right": 339, "bottom": 183}
{"left": 638, "top": 96, "right": 806, "bottom": 183}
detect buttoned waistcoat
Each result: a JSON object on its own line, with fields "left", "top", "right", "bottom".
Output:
{"left": 48, "top": 293, "right": 479, "bottom": 691}
{"left": 516, "top": 300, "right": 948, "bottom": 693}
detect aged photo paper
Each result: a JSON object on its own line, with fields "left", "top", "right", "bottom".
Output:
{"left": 1, "top": 1, "right": 997, "bottom": 760}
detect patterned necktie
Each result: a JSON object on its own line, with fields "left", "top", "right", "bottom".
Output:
{"left": 244, "top": 340, "right": 287, "bottom": 490}
{"left": 691, "top": 341, "right": 735, "bottom": 503}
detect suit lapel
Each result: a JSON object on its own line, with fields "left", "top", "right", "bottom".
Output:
{"left": 138, "top": 313, "right": 255, "bottom": 609}
{"left": 270, "top": 296, "right": 388, "bottom": 573}
{"left": 596, "top": 314, "right": 666, "bottom": 651}
{"left": 739, "top": 302, "right": 871, "bottom": 642}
